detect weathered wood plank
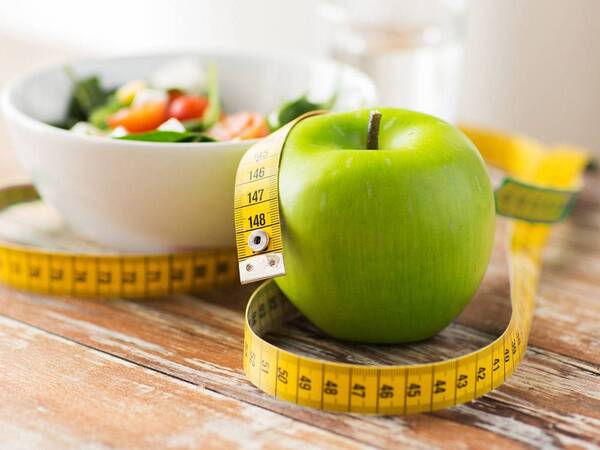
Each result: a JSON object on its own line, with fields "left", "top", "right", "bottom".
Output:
{"left": 0, "top": 306, "right": 531, "bottom": 450}
{"left": 0, "top": 281, "right": 597, "bottom": 449}
{"left": 0, "top": 315, "right": 376, "bottom": 450}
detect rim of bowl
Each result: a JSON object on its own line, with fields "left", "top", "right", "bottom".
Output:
{"left": 1, "top": 50, "right": 377, "bottom": 152}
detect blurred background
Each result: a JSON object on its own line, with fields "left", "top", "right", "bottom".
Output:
{"left": 0, "top": 0, "right": 598, "bottom": 177}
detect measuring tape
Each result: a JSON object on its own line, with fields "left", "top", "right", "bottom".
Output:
{"left": 0, "top": 114, "right": 589, "bottom": 415}
{"left": 0, "top": 184, "right": 238, "bottom": 297}
{"left": 235, "top": 113, "right": 590, "bottom": 415}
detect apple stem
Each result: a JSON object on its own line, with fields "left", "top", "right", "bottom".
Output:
{"left": 367, "top": 110, "right": 382, "bottom": 150}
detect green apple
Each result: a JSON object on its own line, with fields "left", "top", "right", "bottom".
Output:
{"left": 274, "top": 108, "right": 495, "bottom": 343}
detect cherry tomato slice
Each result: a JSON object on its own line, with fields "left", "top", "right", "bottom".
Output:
{"left": 167, "top": 95, "right": 209, "bottom": 121}
{"left": 208, "top": 112, "right": 269, "bottom": 141}
{"left": 108, "top": 101, "right": 167, "bottom": 133}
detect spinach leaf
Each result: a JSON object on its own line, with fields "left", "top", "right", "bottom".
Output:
{"left": 55, "top": 67, "right": 113, "bottom": 129}
{"left": 64, "top": 67, "right": 111, "bottom": 114}
{"left": 181, "top": 133, "right": 216, "bottom": 143}
{"left": 116, "top": 130, "right": 216, "bottom": 143}
{"left": 268, "top": 92, "right": 337, "bottom": 131}
{"left": 181, "top": 117, "right": 206, "bottom": 132}
{"left": 60, "top": 96, "right": 86, "bottom": 128}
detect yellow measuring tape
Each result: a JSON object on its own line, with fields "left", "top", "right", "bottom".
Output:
{"left": 0, "top": 187, "right": 238, "bottom": 297}
{"left": 235, "top": 114, "right": 590, "bottom": 415}
{"left": 0, "top": 115, "right": 589, "bottom": 415}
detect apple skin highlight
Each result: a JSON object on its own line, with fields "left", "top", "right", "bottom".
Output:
{"left": 275, "top": 108, "right": 496, "bottom": 343}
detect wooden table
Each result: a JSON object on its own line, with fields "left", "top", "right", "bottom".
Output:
{"left": 0, "top": 36, "right": 598, "bottom": 450}
{"left": 0, "top": 170, "right": 597, "bottom": 450}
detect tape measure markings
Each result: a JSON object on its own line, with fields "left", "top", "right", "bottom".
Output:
{"left": 0, "top": 187, "right": 238, "bottom": 298}
{"left": 234, "top": 111, "right": 326, "bottom": 284}
{"left": 241, "top": 275, "right": 529, "bottom": 414}
{"left": 496, "top": 177, "right": 578, "bottom": 223}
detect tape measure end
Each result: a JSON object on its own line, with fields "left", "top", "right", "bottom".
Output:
{"left": 239, "top": 253, "right": 286, "bottom": 284}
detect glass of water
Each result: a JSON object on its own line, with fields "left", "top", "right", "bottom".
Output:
{"left": 320, "top": 0, "right": 468, "bottom": 122}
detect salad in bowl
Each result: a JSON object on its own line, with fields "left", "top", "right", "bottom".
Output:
{"left": 60, "top": 58, "right": 336, "bottom": 143}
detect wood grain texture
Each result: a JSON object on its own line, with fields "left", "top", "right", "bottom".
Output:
{"left": 0, "top": 315, "right": 373, "bottom": 450}
{"left": 0, "top": 172, "right": 598, "bottom": 449}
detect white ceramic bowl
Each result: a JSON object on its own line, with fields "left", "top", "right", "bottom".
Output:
{"left": 2, "top": 53, "right": 376, "bottom": 252}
